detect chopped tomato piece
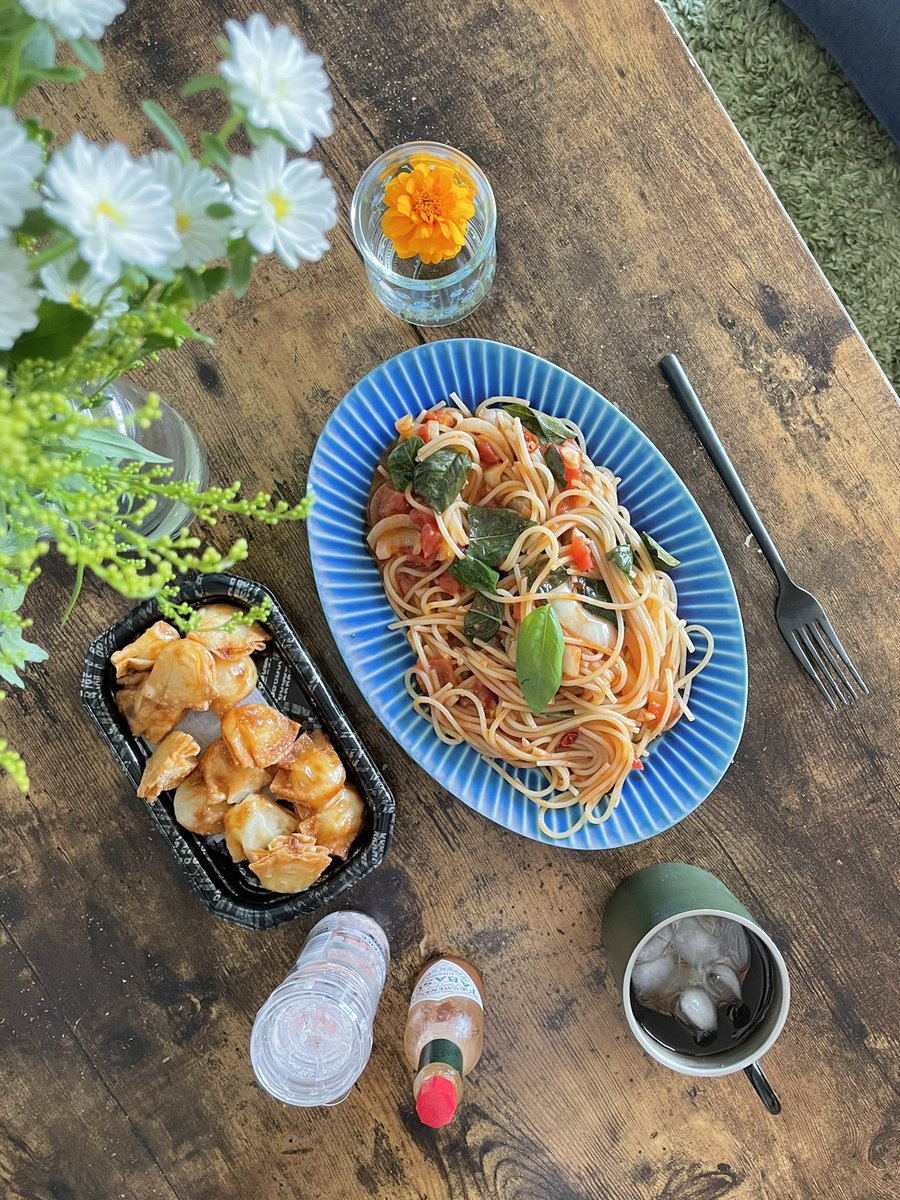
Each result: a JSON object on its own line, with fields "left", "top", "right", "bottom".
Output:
{"left": 559, "top": 730, "right": 579, "bottom": 748}
{"left": 424, "top": 407, "right": 456, "bottom": 427}
{"left": 419, "top": 520, "right": 443, "bottom": 562}
{"left": 371, "top": 483, "right": 411, "bottom": 520}
{"left": 569, "top": 530, "right": 592, "bottom": 573}
{"left": 631, "top": 756, "right": 644, "bottom": 770}
{"left": 558, "top": 440, "right": 583, "bottom": 487}
{"left": 437, "top": 571, "right": 464, "bottom": 595}
{"left": 476, "top": 436, "right": 503, "bottom": 465}
{"left": 429, "top": 657, "right": 456, "bottom": 689}
{"left": 522, "top": 429, "right": 539, "bottom": 451}
{"left": 418, "top": 419, "right": 442, "bottom": 443}
{"left": 470, "top": 678, "right": 497, "bottom": 718}
{"left": 556, "top": 494, "right": 582, "bottom": 514}
{"left": 644, "top": 691, "right": 668, "bottom": 724}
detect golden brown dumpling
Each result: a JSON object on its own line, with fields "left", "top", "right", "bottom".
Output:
{"left": 116, "top": 679, "right": 185, "bottom": 743}
{"left": 173, "top": 769, "right": 228, "bottom": 835}
{"left": 270, "top": 730, "right": 344, "bottom": 810}
{"left": 250, "top": 833, "right": 331, "bottom": 893}
{"left": 187, "top": 604, "right": 270, "bottom": 661}
{"left": 299, "top": 784, "right": 365, "bottom": 858}
{"left": 223, "top": 793, "right": 297, "bottom": 862}
{"left": 210, "top": 656, "right": 257, "bottom": 717}
{"left": 200, "top": 737, "right": 273, "bottom": 806}
{"left": 137, "top": 731, "right": 200, "bottom": 800}
{"left": 220, "top": 703, "right": 299, "bottom": 768}
{"left": 111, "top": 621, "right": 179, "bottom": 683}
{"left": 141, "top": 639, "right": 217, "bottom": 714}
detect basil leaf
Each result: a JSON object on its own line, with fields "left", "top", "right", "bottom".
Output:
{"left": 640, "top": 530, "right": 681, "bottom": 571}
{"left": 387, "top": 436, "right": 423, "bottom": 492}
{"left": 468, "top": 505, "right": 536, "bottom": 568}
{"left": 413, "top": 449, "right": 470, "bottom": 513}
{"left": 516, "top": 605, "right": 564, "bottom": 714}
{"left": 544, "top": 443, "right": 567, "bottom": 489}
{"left": 448, "top": 555, "right": 500, "bottom": 595}
{"left": 606, "top": 544, "right": 635, "bottom": 580}
{"left": 464, "top": 594, "right": 503, "bottom": 642}
{"left": 578, "top": 577, "right": 618, "bottom": 625}
{"left": 525, "top": 560, "right": 570, "bottom": 594}
{"left": 503, "top": 403, "right": 571, "bottom": 445}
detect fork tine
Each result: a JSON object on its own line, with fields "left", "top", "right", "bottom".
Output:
{"left": 810, "top": 624, "right": 858, "bottom": 699}
{"left": 789, "top": 629, "right": 837, "bottom": 711}
{"left": 797, "top": 626, "right": 847, "bottom": 706}
{"left": 817, "top": 616, "right": 869, "bottom": 694}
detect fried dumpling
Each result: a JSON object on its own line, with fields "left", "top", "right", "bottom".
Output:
{"left": 220, "top": 703, "right": 299, "bottom": 768}
{"left": 117, "top": 680, "right": 185, "bottom": 743}
{"left": 137, "top": 730, "right": 200, "bottom": 800}
{"left": 200, "top": 737, "right": 274, "bottom": 806}
{"left": 223, "top": 793, "right": 297, "bottom": 862}
{"left": 249, "top": 832, "right": 331, "bottom": 893}
{"left": 111, "top": 621, "right": 179, "bottom": 683}
{"left": 187, "top": 604, "right": 270, "bottom": 661}
{"left": 141, "top": 639, "right": 217, "bottom": 714}
{"left": 299, "top": 784, "right": 365, "bottom": 859}
{"left": 210, "top": 655, "right": 258, "bottom": 717}
{"left": 270, "top": 730, "right": 345, "bottom": 810}
{"left": 173, "top": 769, "right": 228, "bottom": 835}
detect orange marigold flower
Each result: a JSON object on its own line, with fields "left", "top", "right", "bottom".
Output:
{"left": 381, "top": 156, "right": 476, "bottom": 265}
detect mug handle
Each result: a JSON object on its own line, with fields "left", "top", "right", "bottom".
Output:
{"left": 744, "top": 1061, "right": 781, "bottom": 1115}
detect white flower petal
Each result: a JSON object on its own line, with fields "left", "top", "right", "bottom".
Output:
{"left": 20, "top": 0, "right": 125, "bottom": 41}
{"left": 44, "top": 135, "right": 179, "bottom": 283}
{"left": 230, "top": 139, "right": 337, "bottom": 268}
{"left": 0, "top": 241, "right": 41, "bottom": 351}
{"left": 219, "top": 14, "right": 333, "bottom": 153}
{"left": 0, "top": 109, "right": 43, "bottom": 236}
{"left": 38, "top": 249, "right": 127, "bottom": 335}
{"left": 146, "top": 151, "right": 232, "bottom": 269}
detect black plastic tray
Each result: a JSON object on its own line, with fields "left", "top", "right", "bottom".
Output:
{"left": 81, "top": 573, "right": 395, "bottom": 930}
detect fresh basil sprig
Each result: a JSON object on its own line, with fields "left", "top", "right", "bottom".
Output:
{"left": 464, "top": 594, "right": 503, "bottom": 643}
{"left": 448, "top": 555, "right": 500, "bottom": 595}
{"left": 503, "top": 403, "right": 572, "bottom": 445}
{"left": 467, "top": 505, "right": 536, "bottom": 568}
{"left": 387, "top": 436, "right": 423, "bottom": 491}
{"left": 640, "top": 531, "right": 681, "bottom": 571}
{"left": 544, "top": 443, "right": 568, "bottom": 489}
{"left": 577, "top": 577, "right": 618, "bottom": 625}
{"left": 412, "top": 448, "right": 471, "bottom": 513}
{"left": 606, "top": 544, "right": 636, "bottom": 580}
{"left": 516, "top": 605, "right": 565, "bottom": 714}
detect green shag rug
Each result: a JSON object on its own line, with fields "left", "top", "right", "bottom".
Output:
{"left": 661, "top": 0, "right": 900, "bottom": 388}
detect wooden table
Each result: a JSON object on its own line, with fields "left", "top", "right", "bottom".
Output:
{"left": 3, "top": 1, "right": 899, "bottom": 1197}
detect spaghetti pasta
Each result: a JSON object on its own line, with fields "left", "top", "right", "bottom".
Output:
{"left": 367, "top": 395, "right": 713, "bottom": 838}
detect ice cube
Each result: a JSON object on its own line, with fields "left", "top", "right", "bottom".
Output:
{"left": 721, "top": 919, "right": 750, "bottom": 970}
{"left": 706, "top": 963, "right": 742, "bottom": 1003}
{"left": 675, "top": 986, "right": 718, "bottom": 1036}
{"left": 671, "top": 916, "right": 723, "bottom": 968}
{"left": 632, "top": 952, "right": 680, "bottom": 1005}
{"left": 635, "top": 926, "right": 673, "bottom": 964}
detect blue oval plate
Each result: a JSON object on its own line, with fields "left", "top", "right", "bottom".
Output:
{"left": 308, "top": 339, "right": 747, "bottom": 849}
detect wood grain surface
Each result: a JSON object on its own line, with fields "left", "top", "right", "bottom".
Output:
{"left": 2, "top": 1, "right": 899, "bottom": 1198}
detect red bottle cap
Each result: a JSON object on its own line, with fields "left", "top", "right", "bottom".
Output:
{"left": 415, "top": 1076, "right": 458, "bottom": 1127}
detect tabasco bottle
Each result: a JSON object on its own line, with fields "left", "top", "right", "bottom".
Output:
{"left": 404, "top": 955, "right": 484, "bottom": 1128}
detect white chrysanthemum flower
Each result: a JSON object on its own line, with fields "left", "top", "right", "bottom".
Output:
{"left": 39, "top": 251, "right": 128, "bottom": 333}
{"left": 230, "top": 139, "right": 337, "bottom": 268}
{"left": 219, "top": 13, "right": 333, "bottom": 153}
{"left": 19, "top": 0, "right": 126, "bottom": 41}
{"left": 0, "top": 241, "right": 41, "bottom": 351}
{"left": 146, "top": 151, "right": 231, "bottom": 269}
{"left": 0, "top": 108, "right": 42, "bottom": 235}
{"left": 44, "top": 135, "right": 179, "bottom": 282}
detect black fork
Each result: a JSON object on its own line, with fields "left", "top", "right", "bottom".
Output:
{"left": 660, "top": 354, "right": 868, "bottom": 710}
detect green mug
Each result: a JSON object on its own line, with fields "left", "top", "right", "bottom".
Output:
{"left": 602, "top": 863, "right": 790, "bottom": 1114}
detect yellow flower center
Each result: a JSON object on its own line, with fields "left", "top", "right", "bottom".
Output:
{"left": 176, "top": 211, "right": 192, "bottom": 233}
{"left": 268, "top": 191, "right": 290, "bottom": 221}
{"left": 94, "top": 199, "right": 124, "bottom": 225}
{"left": 68, "top": 290, "right": 83, "bottom": 308}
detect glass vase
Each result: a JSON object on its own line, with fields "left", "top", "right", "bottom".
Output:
{"left": 351, "top": 141, "right": 496, "bottom": 327}
{"left": 97, "top": 378, "right": 209, "bottom": 541}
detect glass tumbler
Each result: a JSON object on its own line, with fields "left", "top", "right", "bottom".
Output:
{"left": 250, "top": 912, "right": 389, "bottom": 1107}
{"left": 351, "top": 141, "right": 496, "bottom": 327}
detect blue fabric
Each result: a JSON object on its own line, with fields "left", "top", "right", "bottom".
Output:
{"left": 781, "top": 0, "right": 900, "bottom": 145}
